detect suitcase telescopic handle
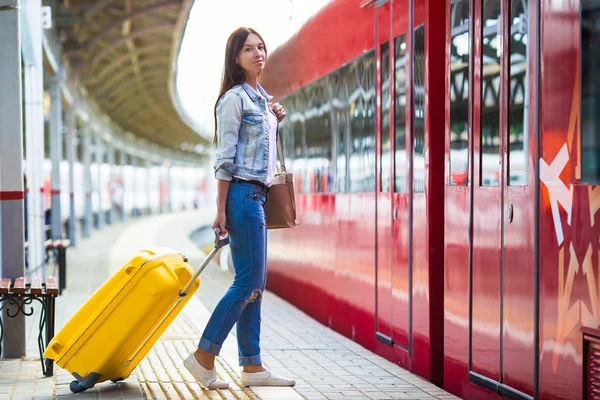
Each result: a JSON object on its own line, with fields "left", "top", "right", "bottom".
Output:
{"left": 180, "top": 228, "right": 230, "bottom": 296}
{"left": 214, "top": 227, "right": 230, "bottom": 249}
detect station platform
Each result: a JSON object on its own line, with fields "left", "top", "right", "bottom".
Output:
{"left": 2, "top": 210, "right": 457, "bottom": 400}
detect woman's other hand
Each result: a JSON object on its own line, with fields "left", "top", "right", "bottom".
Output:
{"left": 269, "top": 102, "right": 286, "bottom": 123}
{"left": 212, "top": 211, "right": 227, "bottom": 236}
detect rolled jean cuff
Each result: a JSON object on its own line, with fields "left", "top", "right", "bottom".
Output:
{"left": 199, "top": 337, "right": 222, "bottom": 356}
{"left": 239, "top": 355, "right": 262, "bottom": 366}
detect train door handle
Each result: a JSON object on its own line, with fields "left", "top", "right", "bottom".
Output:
{"left": 506, "top": 203, "right": 514, "bottom": 223}
{"left": 393, "top": 205, "right": 398, "bottom": 221}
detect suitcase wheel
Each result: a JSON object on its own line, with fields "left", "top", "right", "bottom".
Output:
{"left": 70, "top": 381, "right": 87, "bottom": 393}
{"left": 111, "top": 378, "right": 124, "bottom": 383}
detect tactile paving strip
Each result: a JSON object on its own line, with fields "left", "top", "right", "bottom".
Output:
{"left": 135, "top": 316, "right": 257, "bottom": 400}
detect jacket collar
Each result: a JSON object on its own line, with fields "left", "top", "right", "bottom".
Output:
{"left": 241, "top": 82, "right": 273, "bottom": 102}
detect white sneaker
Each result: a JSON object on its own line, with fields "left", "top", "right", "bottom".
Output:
{"left": 240, "top": 369, "right": 296, "bottom": 387}
{"left": 183, "top": 353, "right": 229, "bottom": 390}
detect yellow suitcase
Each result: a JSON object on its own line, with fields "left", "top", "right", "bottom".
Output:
{"left": 44, "top": 229, "right": 229, "bottom": 393}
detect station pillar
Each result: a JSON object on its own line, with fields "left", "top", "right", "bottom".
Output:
{"left": 95, "top": 133, "right": 104, "bottom": 229}
{"left": 82, "top": 126, "right": 92, "bottom": 238}
{"left": 23, "top": 0, "right": 45, "bottom": 275}
{"left": 146, "top": 159, "right": 152, "bottom": 215}
{"left": 166, "top": 162, "right": 172, "bottom": 213}
{"left": 107, "top": 145, "right": 115, "bottom": 225}
{"left": 0, "top": 0, "right": 26, "bottom": 358}
{"left": 119, "top": 149, "right": 126, "bottom": 222}
{"left": 48, "top": 77, "right": 63, "bottom": 241}
{"left": 132, "top": 156, "right": 139, "bottom": 217}
{"left": 66, "top": 107, "right": 76, "bottom": 246}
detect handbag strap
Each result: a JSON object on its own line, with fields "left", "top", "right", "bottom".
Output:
{"left": 276, "top": 125, "right": 286, "bottom": 174}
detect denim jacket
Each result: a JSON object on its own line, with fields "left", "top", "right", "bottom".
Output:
{"left": 214, "top": 82, "right": 278, "bottom": 182}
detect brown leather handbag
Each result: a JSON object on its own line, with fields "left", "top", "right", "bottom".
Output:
{"left": 265, "top": 133, "right": 299, "bottom": 229}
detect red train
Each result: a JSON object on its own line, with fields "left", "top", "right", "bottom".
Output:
{"left": 261, "top": 0, "right": 600, "bottom": 399}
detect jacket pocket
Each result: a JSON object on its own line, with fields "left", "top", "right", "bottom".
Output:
{"left": 242, "top": 113, "right": 263, "bottom": 137}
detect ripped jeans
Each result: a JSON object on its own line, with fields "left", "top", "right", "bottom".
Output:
{"left": 198, "top": 180, "right": 268, "bottom": 366}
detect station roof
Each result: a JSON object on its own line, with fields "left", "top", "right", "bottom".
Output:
{"left": 51, "top": 0, "right": 206, "bottom": 154}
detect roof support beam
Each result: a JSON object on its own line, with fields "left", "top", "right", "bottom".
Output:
{"left": 124, "top": 118, "right": 172, "bottom": 137}
{"left": 86, "top": 56, "right": 171, "bottom": 90}
{"left": 95, "top": 68, "right": 169, "bottom": 100}
{"left": 122, "top": 0, "right": 171, "bottom": 131}
{"left": 106, "top": 81, "right": 170, "bottom": 112}
{"left": 116, "top": 99, "right": 174, "bottom": 120}
{"left": 148, "top": 11, "right": 175, "bottom": 24}
{"left": 81, "top": 43, "right": 171, "bottom": 77}
{"left": 79, "top": 1, "right": 180, "bottom": 52}
{"left": 83, "top": 0, "right": 114, "bottom": 22}
{"left": 113, "top": 104, "right": 175, "bottom": 127}
{"left": 84, "top": 23, "right": 174, "bottom": 67}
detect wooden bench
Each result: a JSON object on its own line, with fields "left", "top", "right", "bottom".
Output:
{"left": 0, "top": 276, "right": 59, "bottom": 377}
{"left": 43, "top": 239, "right": 70, "bottom": 294}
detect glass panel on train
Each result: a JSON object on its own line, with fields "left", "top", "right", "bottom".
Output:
{"left": 281, "top": 94, "right": 303, "bottom": 192}
{"left": 293, "top": 120, "right": 307, "bottom": 193}
{"left": 413, "top": 24, "right": 425, "bottom": 193}
{"left": 326, "top": 67, "right": 350, "bottom": 193}
{"left": 333, "top": 102, "right": 348, "bottom": 194}
{"left": 394, "top": 34, "right": 407, "bottom": 194}
{"left": 280, "top": 122, "right": 294, "bottom": 168}
{"left": 381, "top": 41, "right": 391, "bottom": 193}
{"left": 338, "top": 109, "right": 349, "bottom": 193}
{"left": 449, "top": 0, "right": 470, "bottom": 186}
{"left": 480, "top": 0, "right": 501, "bottom": 187}
{"left": 508, "top": 0, "right": 528, "bottom": 186}
{"left": 349, "top": 51, "right": 377, "bottom": 193}
{"left": 581, "top": 0, "right": 600, "bottom": 183}
{"left": 305, "top": 81, "right": 332, "bottom": 193}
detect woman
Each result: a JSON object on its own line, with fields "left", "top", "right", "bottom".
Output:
{"left": 183, "top": 27, "right": 295, "bottom": 390}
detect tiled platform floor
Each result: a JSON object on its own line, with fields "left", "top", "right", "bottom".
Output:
{"left": 2, "top": 209, "right": 458, "bottom": 400}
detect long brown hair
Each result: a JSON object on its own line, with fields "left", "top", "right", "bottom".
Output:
{"left": 213, "top": 27, "right": 267, "bottom": 145}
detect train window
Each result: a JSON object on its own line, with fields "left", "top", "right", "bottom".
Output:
{"left": 508, "top": 0, "right": 528, "bottom": 186}
{"left": 330, "top": 71, "right": 348, "bottom": 193}
{"left": 480, "top": 0, "right": 501, "bottom": 187}
{"left": 394, "top": 34, "right": 407, "bottom": 194}
{"left": 306, "top": 116, "right": 331, "bottom": 194}
{"left": 305, "top": 82, "right": 332, "bottom": 193}
{"left": 380, "top": 41, "right": 391, "bottom": 193}
{"left": 339, "top": 110, "right": 349, "bottom": 192}
{"left": 280, "top": 121, "right": 294, "bottom": 167}
{"left": 292, "top": 119, "right": 307, "bottom": 194}
{"left": 581, "top": 1, "right": 600, "bottom": 183}
{"left": 449, "top": 0, "right": 470, "bottom": 186}
{"left": 413, "top": 24, "right": 425, "bottom": 193}
{"left": 349, "top": 51, "right": 377, "bottom": 193}
{"left": 280, "top": 94, "right": 296, "bottom": 165}
{"left": 331, "top": 71, "right": 348, "bottom": 193}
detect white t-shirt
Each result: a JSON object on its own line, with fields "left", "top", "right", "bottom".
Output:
{"left": 263, "top": 98, "right": 278, "bottom": 187}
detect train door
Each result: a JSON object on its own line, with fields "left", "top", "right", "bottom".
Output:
{"left": 390, "top": 3, "right": 410, "bottom": 351}
{"left": 468, "top": 0, "right": 536, "bottom": 398}
{"left": 375, "top": 0, "right": 394, "bottom": 346}
{"left": 375, "top": 0, "right": 412, "bottom": 355}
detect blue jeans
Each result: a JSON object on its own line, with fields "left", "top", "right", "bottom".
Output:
{"left": 199, "top": 180, "right": 268, "bottom": 366}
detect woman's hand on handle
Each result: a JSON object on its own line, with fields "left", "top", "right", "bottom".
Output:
{"left": 212, "top": 211, "right": 227, "bottom": 236}
{"left": 213, "top": 179, "right": 230, "bottom": 236}
{"left": 269, "top": 102, "right": 286, "bottom": 123}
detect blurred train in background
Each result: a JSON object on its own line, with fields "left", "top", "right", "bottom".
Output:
{"left": 259, "top": 0, "right": 600, "bottom": 399}
{"left": 38, "top": 160, "right": 207, "bottom": 224}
